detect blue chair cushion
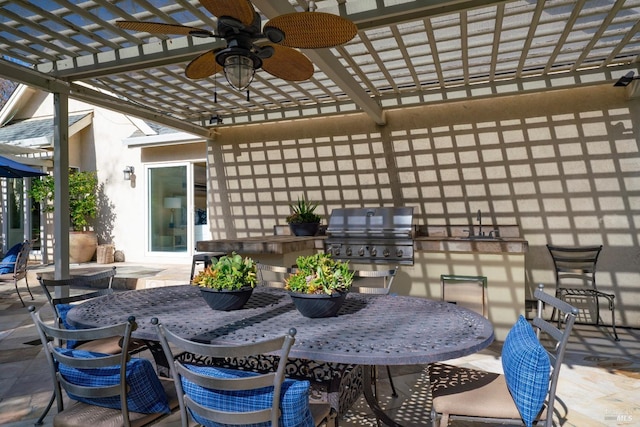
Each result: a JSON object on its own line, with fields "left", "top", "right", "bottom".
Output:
{"left": 182, "top": 364, "right": 314, "bottom": 427}
{"left": 501, "top": 315, "right": 550, "bottom": 427}
{"left": 0, "top": 242, "right": 22, "bottom": 274}
{"left": 55, "top": 304, "right": 79, "bottom": 349}
{"left": 56, "top": 348, "right": 170, "bottom": 414}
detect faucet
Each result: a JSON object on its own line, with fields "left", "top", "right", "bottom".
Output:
{"left": 476, "top": 209, "right": 483, "bottom": 237}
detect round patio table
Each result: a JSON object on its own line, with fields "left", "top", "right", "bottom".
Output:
{"left": 68, "top": 285, "right": 494, "bottom": 426}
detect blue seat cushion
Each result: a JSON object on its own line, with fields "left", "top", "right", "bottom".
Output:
{"left": 501, "top": 315, "right": 550, "bottom": 427}
{"left": 182, "top": 364, "right": 314, "bottom": 427}
{"left": 0, "top": 242, "right": 22, "bottom": 274}
{"left": 56, "top": 348, "right": 170, "bottom": 414}
{"left": 55, "top": 304, "right": 79, "bottom": 349}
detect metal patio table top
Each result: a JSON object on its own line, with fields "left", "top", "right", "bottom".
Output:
{"left": 67, "top": 285, "right": 494, "bottom": 366}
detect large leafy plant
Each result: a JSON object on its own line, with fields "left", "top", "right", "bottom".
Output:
{"left": 192, "top": 252, "right": 257, "bottom": 291}
{"left": 285, "top": 253, "right": 353, "bottom": 295}
{"left": 286, "top": 196, "right": 321, "bottom": 224}
{"left": 28, "top": 170, "right": 98, "bottom": 231}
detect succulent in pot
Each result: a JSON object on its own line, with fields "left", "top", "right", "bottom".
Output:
{"left": 192, "top": 252, "right": 257, "bottom": 290}
{"left": 286, "top": 196, "right": 322, "bottom": 236}
{"left": 286, "top": 253, "right": 353, "bottom": 295}
{"left": 192, "top": 253, "right": 257, "bottom": 311}
{"left": 285, "top": 253, "right": 354, "bottom": 318}
{"left": 286, "top": 196, "right": 321, "bottom": 224}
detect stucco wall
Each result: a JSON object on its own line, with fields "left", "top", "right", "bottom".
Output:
{"left": 206, "top": 84, "right": 640, "bottom": 327}
{"left": 32, "top": 94, "right": 146, "bottom": 264}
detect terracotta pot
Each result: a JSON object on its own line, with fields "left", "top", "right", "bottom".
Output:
{"left": 69, "top": 231, "right": 98, "bottom": 263}
{"left": 289, "top": 291, "right": 347, "bottom": 318}
{"left": 200, "top": 287, "right": 254, "bottom": 311}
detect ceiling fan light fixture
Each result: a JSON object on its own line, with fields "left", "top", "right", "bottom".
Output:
{"left": 223, "top": 54, "right": 255, "bottom": 91}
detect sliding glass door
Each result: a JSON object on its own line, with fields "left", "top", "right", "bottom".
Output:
{"left": 147, "top": 164, "right": 189, "bottom": 253}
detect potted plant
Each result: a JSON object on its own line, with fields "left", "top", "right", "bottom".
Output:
{"left": 192, "top": 252, "right": 257, "bottom": 311}
{"left": 28, "top": 170, "right": 99, "bottom": 263}
{"left": 286, "top": 196, "right": 322, "bottom": 236}
{"left": 285, "top": 253, "right": 354, "bottom": 318}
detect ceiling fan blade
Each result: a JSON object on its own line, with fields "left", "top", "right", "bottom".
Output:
{"left": 263, "top": 12, "right": 357, "bottom": 49}
{"left": 199, "top": 0, "right": 255, "bottom": 27}
{"left": 261, "top": 45, "right": 314, "bottom": 81}
{"left": 185, "top": 50, "right": 223, "bottom": 79}
{"left": 116, "top": 21, "right": 213, "bottom": 37}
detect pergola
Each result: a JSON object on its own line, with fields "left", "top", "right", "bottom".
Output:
{"left": 0, "top": 0, "right": 639, "bottom": 277}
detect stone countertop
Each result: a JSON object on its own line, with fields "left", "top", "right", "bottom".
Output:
{"left": 196, "top": 235, "right": 323, "bottom": 255}
{"left": 414, "top": 224, "right": 528, "bottom": 254}
{"left": 197, "top": 233, "right": 528, "bottom": 255}
{"left": 413, "top": 236, "right": 528, "bottom": 254}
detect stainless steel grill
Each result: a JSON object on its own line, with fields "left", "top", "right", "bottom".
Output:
{"left": 325, "top": 207, "right": 414, "bottom": 265}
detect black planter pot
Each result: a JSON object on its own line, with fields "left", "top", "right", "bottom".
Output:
{"left": 289, "top": 292, "right": 347, "bottom": 318}
{"left": 200, "top": 287, "right": 254, "bottom": 311}
{"left": 289, "top": 222, "right": 320, "bottom": 236}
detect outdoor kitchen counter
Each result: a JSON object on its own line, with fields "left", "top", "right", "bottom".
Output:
{"left": 196, "top": 235, "right": 324, "bottom": 254}
{"left": 413, "top": 236, "right": 528, "bottom": 254}
{"left": 196, "top": 234, "right": 528, "bottom": 255}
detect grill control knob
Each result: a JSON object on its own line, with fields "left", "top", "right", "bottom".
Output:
{"left": 370, "top": 247, "right": 377, "bottom": 257}
{"left": 333, "top": 247, "right": 340, "bottom": 256}
{"left": 358, "top": 247, "right": 365, "bottom": 256}
{"left": 396, "top": 248, "right": 404, "bottom": 257}
{"left": 345, "top": 247, "right": 352, "bottom": 256}
{"left": 383, "top": 249, "right": 390, "bottom": 257}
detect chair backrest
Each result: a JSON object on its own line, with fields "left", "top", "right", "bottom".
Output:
{"left": 28, "top": 305, "right": 137, "bottom": 426}
{"left": 256, "top": 262, "right": 297, "bottom": 289}
{"left": 152, "top": 318, "right": 297, "bottom": 427}
{"left": 38, "top": 267, "right": 117, "bottom": 325}
{"left": 0, "top": 240, "right": 31, "bottom": 278}
{"left": 526, "top": 284, "right": 578, "bottom": 426}
{"left": 350, "top": 266, "right": 398, "bottom": 295}
{"left": 546, "top": 244, "right": 602, "bottom": 289}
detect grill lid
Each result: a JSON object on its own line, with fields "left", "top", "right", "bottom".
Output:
{"left": 325, "top": 207, "right": 414, "bottom": 237}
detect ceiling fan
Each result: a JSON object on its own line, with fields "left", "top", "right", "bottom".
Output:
{"left": 116, "top": 0, "right": 357, "bottom": 91}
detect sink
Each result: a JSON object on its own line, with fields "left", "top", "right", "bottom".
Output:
{"left": 451, "top": 236, "right": 503, "bottom": 241}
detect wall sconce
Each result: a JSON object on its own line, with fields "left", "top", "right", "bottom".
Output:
{"left": 123, "top": 166, "right": 134, "bottom": 181}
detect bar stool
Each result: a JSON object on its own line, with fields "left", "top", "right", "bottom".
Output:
{"left": 440, "top": 274, "right": 488, "bottom": 317}
{"left": 190, "top": 252, "right": 226, "bottom": 281}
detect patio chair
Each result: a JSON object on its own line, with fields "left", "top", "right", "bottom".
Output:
{"left": 547, "top": 244, "right": 619, "bottom": 340}
{"left": 35, "top": 267, "right": 149, "bottom": 425}
{"left": 429, "top": 283, "right": 578, "bottom": 427}
{"left": 253, "top": 262, "right": 364, "bottom": 417}
{"left": 28, "top": 306, "right": 177, "bottom": 427}
{"left": 256, "top": 262, "right": 297, "bottom": 288}
{"left": 152, "top": 318, "right": 336, "bottom": 427}
{"left": 37, "top": 267, "right": 128, "bottom": 353}
{"left": 350, "top": 266, "right": 399, "bottom": 401}
{"left": 190, "top": 251, "right": 226, "bottom": 281}
{"left": 0, "top": 239, "right": 34, "bottom": 306}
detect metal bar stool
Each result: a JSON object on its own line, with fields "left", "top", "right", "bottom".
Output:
{"left": 190, "top": 252, "right": 226, "bottom": 281}
{"left": 440, "top": 274, "right": 488, "bottom": 318}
